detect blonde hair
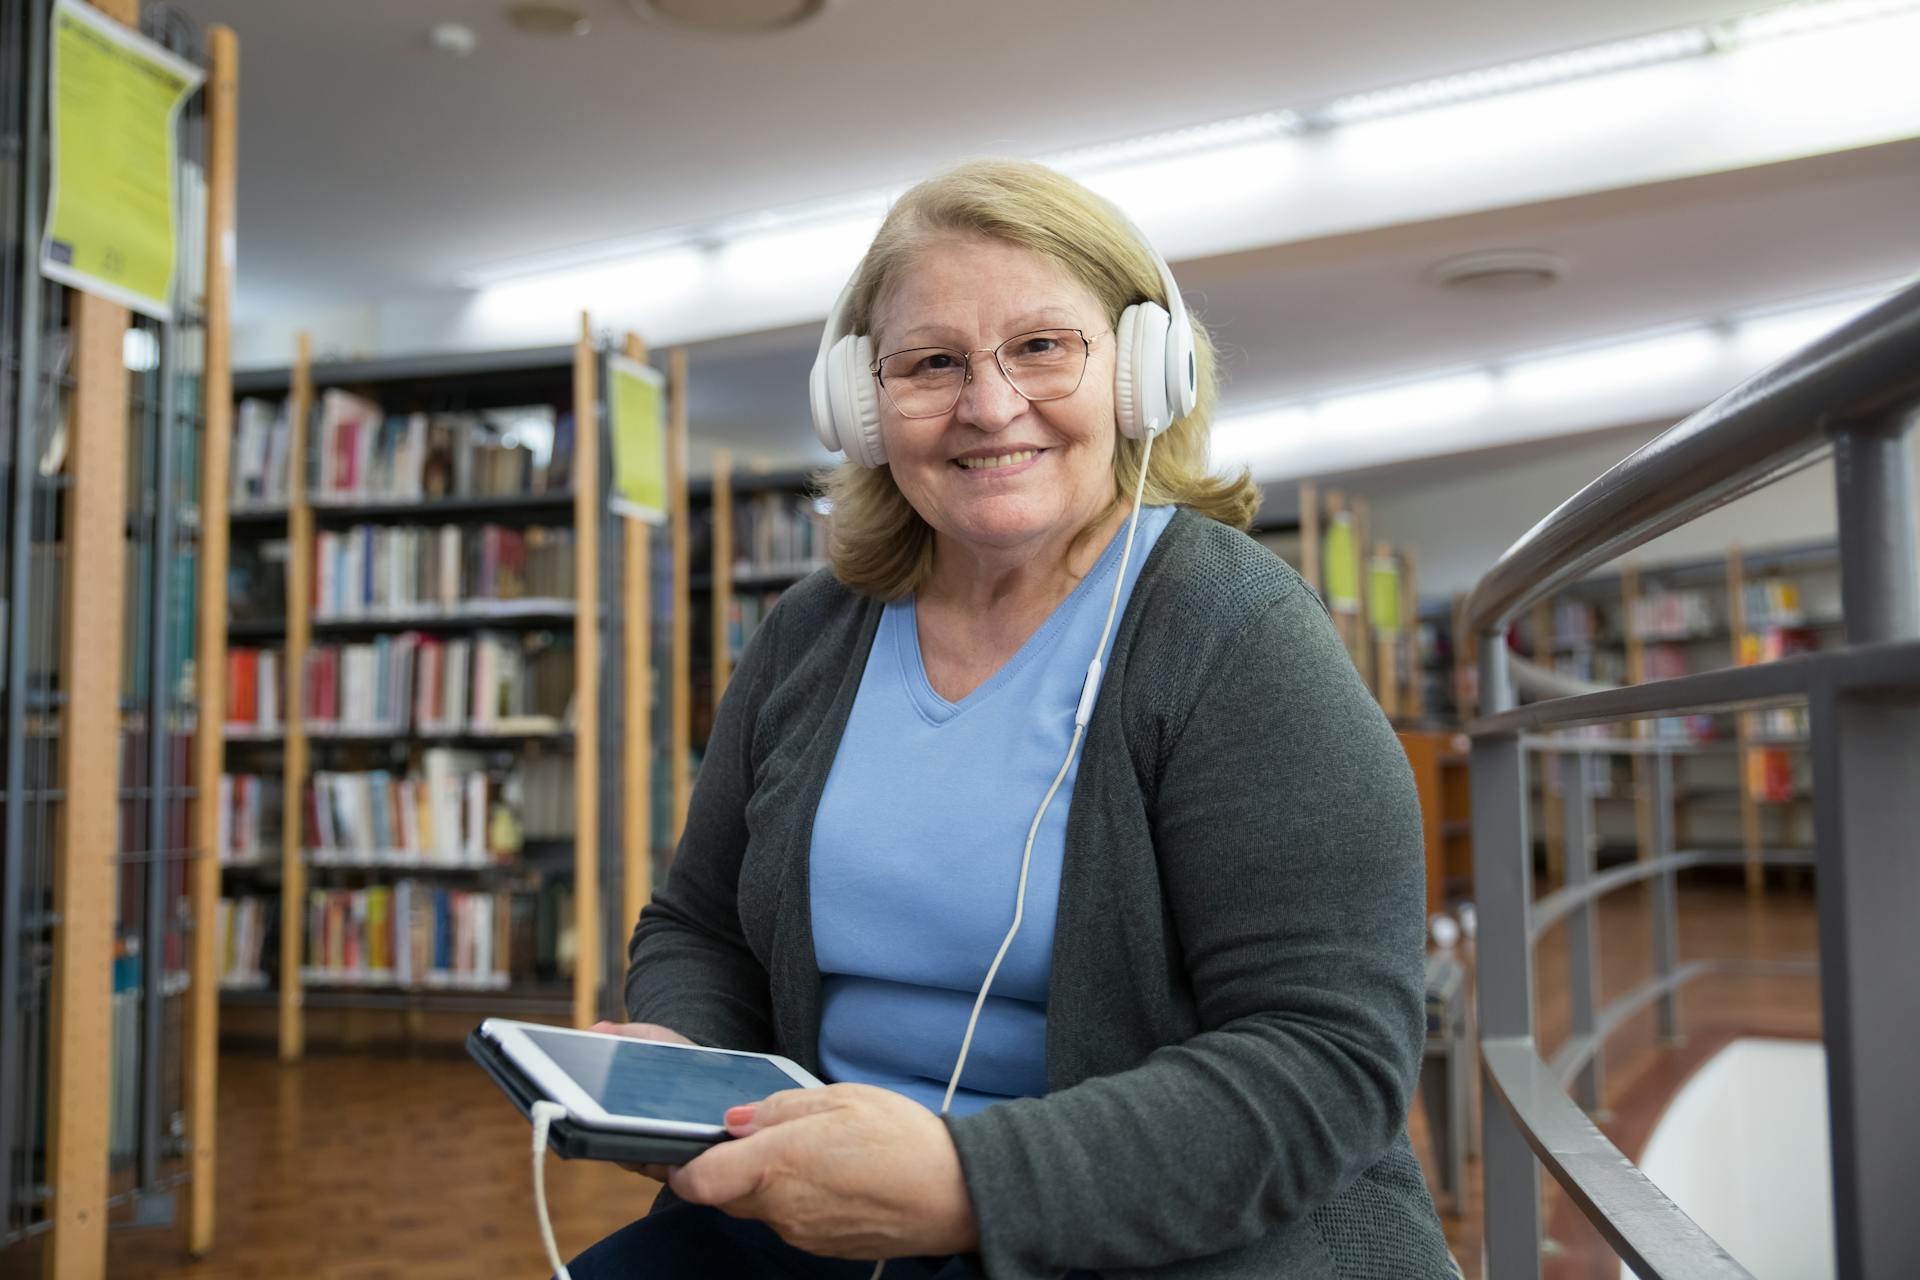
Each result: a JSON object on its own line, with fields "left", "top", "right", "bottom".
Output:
{"left": 818, "top": 158, "right": 1258, "bottom": 600}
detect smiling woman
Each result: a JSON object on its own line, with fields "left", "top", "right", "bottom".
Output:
{"left": 573, "top": 159, "right": 1453, "bottom": 1280}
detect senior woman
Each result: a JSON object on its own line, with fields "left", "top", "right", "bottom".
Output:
{"left": 566, "top": 159, "right": 1451, "bottom": 1279}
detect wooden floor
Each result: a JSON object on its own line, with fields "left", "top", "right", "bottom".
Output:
{"left": 5, "top": 881, "right": 1820, "bottom": 1279}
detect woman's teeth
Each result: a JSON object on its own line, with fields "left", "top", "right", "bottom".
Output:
{"left": 956, "top": 449, "right": 1038, "bottom": 470}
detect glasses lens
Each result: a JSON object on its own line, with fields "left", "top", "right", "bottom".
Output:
{"left": 998, "top": 330, "right": 1088, "bottom": 401}
{"left": 877, "top": 348, "right": 966, "bottom": 417}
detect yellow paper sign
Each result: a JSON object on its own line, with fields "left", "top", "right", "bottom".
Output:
{"left": 1369, "top": 556, "right": 1401, "bottom": 633}
{"left": 1323, "top": 514, "right": 1359, "bottom": 611}
{"left": 40, "top": 0, "right": 204, "bottom": 320}
{"left": 608, "top": 353, "right": 668, "bottom": 524}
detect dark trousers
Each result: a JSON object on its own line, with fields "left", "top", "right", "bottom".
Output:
{"left": 564, "top": 1199, "right": 1099, "bottom": 1279}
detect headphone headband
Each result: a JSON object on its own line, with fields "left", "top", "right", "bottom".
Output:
{"left": 810, "top": 195, "right": 1197, "bottom": 462}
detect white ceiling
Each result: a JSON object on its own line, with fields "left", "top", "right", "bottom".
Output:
{"left": 179, "top": 0, "right": 1764, "bottom": 312}
{"left": 171, "top": 0, "right": 1920, "bottom": 473}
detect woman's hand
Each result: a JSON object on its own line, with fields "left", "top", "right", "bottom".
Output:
{"left": 587, "top": 1020, "right": 698, "bottom": 1182}
{"left": 668, "top": 1083, "right": 979, "bottom": 1260}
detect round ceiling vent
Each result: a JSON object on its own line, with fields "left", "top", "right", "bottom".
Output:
{"left": 1430, "top": 249, "right": 1565, "bottom": 294}
{"left": 629, "top": 0, "right": 827, "bottom": 35}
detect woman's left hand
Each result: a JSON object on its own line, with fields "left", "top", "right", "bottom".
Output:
{"left": 667, "top": 1083, "right": 979, "bottom": 1260}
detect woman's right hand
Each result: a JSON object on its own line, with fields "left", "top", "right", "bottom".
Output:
{"left": 587, "top": 1020, "right": 699, "bottom": 1182}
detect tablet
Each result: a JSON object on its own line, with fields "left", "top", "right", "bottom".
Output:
{"left": 478, "top": 1018, "right": 824, "bottom": 1140}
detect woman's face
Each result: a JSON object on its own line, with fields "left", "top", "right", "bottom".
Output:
{"left": 872, "top": 234, "right": 1118, "bottom": 566}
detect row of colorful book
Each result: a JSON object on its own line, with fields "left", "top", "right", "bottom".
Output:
{"left": 303, "top": 632, "right": 569, "bottom": 736}
{"left": 225, "top": 648, "right": 283, "bottom": 733}
{"left": 217, "top": 773, "right": 284, "bottom": 864}
{"left": 732, "top": 491, "right": 826, "bottom": 577}
{"left": 302, "top": 882, "right": 511, "bottom": 989}
{"left": 306, "top": 752, "right": 522, "bottom": 865}
{"left": 217, "top": 897, "right": 273, "bottom": 989}
{"left": 313, "top": 522, "right": 575, "bottom": 620}
{"left": 312, "top": 392, "right": 574, "bottom": 502}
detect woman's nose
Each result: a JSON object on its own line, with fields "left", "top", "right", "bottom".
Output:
{"left": 954, "top": 354, "right": 1027, "bottom": 431}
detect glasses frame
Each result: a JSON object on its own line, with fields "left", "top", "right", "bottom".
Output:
{"left": 869, "top": 328, "right": 1107, "bottom": 419}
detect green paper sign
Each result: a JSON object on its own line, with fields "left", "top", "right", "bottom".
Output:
{"left": 1369, "top": 556, "right": 1401, "bottom": 633}
{"left": 40, "top": 0, "right": 204, "bottom": 320}
{"left": 608, "top": 353, "right": 668, "bottom": 524}
{"left": 1323, "top": 514, "right": 1359, "bottom": 611}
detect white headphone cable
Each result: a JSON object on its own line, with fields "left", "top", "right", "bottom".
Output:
{"left": 530, "top": 1101, "right": 574, "bottom": 1280}
{"left": 866, "top": 432, "right": 1160, "bottom": 1280}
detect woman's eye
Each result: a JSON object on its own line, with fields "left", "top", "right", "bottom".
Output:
{"left": 1013, "top": 337, "right": 1060, "bottom": 357}
{"left": 913, "top": 353, "right": 959, "bottom": 374}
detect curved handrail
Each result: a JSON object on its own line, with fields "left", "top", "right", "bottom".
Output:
{"left": 1527, "top": 847, "right": 1813, "bottom": 941}
{"left": 1480, "top": 1037, "right": 1756, "bottom": 1279}
{"left": 1462, "top": 279, "right": 1920, "bottom": 642}
{"left": 1546, "top": 957, "right": 1819, "bottom": 1085}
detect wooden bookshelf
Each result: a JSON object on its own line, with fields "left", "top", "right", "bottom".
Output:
{"left": 216, "top": 331, "right": 663, "bottom": 1049}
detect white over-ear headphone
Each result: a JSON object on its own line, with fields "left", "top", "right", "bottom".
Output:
{"left": 808, "top": 211, "right": 1197, "bottom": 468}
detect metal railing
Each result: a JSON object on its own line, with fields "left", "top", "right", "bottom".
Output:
{"left": 1461, "top": 277, "right": 1920, "bottom": 1278}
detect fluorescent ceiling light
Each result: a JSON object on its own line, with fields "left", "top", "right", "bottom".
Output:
{"left": 1312, "top": 28, "right": 1711, "bottom": 128}
{"left": 1211, "top": 282, "right": 1901, "bottom": 478}
{"left": 459, "top": 0, "right": 1919, "bottom": 289}
{"left": 1042, "top": 112, "right": 1301, "bottom": 178}
{"left": 1502, "top": 328, "right": 1721, "bottom": 404}
{"left": 1720, "top": 0, "right": 1919, "bottom": 43}
{"left": 1315, "top": 371, "right": 1496, "bottom": 433}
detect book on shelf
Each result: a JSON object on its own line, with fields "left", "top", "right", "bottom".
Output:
{"left": 733, "top": 491, "right": 826, "bottom": 578}
{"left": 304, "top": 630, "right": 569, "bottom": 736}
{"left": 231, "top": 397, "right": 292, "bottom": 507}
{"left": 1552, "top": 599, "right": 1602, "bottom": 647}
{"left": 312, "top": 523, "right": 574, "bottom": 620}
{"left": 1743, "top": 578, "right": 1805, "bottom": 626}
{"left": 229, "top": 537, "right": 289, "bottom": 622}
{"left": 1741, "top": 625, "right": 1818, "bottom": 746}
{"left": 311, "top": 393, "right": 569, "bottom": 503}
{"left": 225, "top": 648, "right": 283, "bottom": 733}
{"left": 726, "top": 589, "right": 787, "bottom": 664}
{"left": 217, "top": 773, "right": 282, "bottom": 864}
{"left": 305, "top": 749, "right": 523, "bottom": 865}
{"left": 217, "top": 897, "right": 275, "bottom": 988}
{"left": 1628, "top": 589, "right": 1717, "bottom": 640}
{"left": 303, "top": 882, "right": 513, "bottom": 990}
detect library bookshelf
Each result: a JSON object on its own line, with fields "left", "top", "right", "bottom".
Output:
{"left": 217, "top": 322, "right": 693, "bottom": 1054}
{"left": 1520, "top": 541, "right": 1840, "bottom": 894}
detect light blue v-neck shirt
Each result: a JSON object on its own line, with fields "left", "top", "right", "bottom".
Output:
{"left": 809, "top": 505, "right": 1175, "bottom": 1115}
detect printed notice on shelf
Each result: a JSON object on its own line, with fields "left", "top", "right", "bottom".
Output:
{"left": 1323, "top": 513, "right": 1360, "bottom": 613}
{"left": 1369, "top": 555, "right": 1401, "bottom": 633}
{"left": 39, "top": 0, "right": 204, "bottom": 320}
{"left": 608, "top": 353, "right": 669, "bottom": 524}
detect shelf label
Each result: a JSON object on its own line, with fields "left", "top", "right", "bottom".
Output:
{"left": 607, "top": 352, "right": 668, "bottom": 524}
{"left": 40, "top": 0, "right": 204, "bottom": 320}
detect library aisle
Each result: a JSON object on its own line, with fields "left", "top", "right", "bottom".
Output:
{"left": 5, "top": 1, "right": 1917, "bottom": 1278}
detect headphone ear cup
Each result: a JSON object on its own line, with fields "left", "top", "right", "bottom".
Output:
{"left": 825, "top": 334, "right": 885, "bottom": 467}
{"left": 1113, "top": 305, "right": 1143, "bottom": 441}
{"left": 1116, "top": 301, "right": 1172, "bottom": 440}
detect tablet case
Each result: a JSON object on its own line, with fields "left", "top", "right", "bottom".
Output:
{"left": 466, "top": 1027, "right": 724, "bottom": 1165}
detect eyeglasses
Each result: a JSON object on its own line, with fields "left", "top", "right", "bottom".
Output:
{"left": 870, "top": 328, "right": 1103, "bottom": 419}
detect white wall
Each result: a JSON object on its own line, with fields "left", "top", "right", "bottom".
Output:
{"left": 1354, "top": 424, "right": 1919, "bottom": 600}
{"left": 1631, "top": 1037, "right": 1834, "bottom": 1280}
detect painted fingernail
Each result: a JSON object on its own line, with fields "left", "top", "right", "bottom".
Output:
{"left": 724, "top": 1104, "right": 756, "bottom": 1129}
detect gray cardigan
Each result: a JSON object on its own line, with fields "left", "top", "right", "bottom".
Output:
{"left": 626, "top": 509, "right": 1452, "bottom": 1279}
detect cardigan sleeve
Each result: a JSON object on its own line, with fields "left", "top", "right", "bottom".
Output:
{"left": 622, "top": 595, "right": 783, "bottom": 1053}
{"left": 944, "top": 578, "right": 1428, "bottom": 1276}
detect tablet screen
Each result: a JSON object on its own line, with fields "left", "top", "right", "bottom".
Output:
{"left": 522, "top": 1030, "right": 798, "bottom": 1124}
